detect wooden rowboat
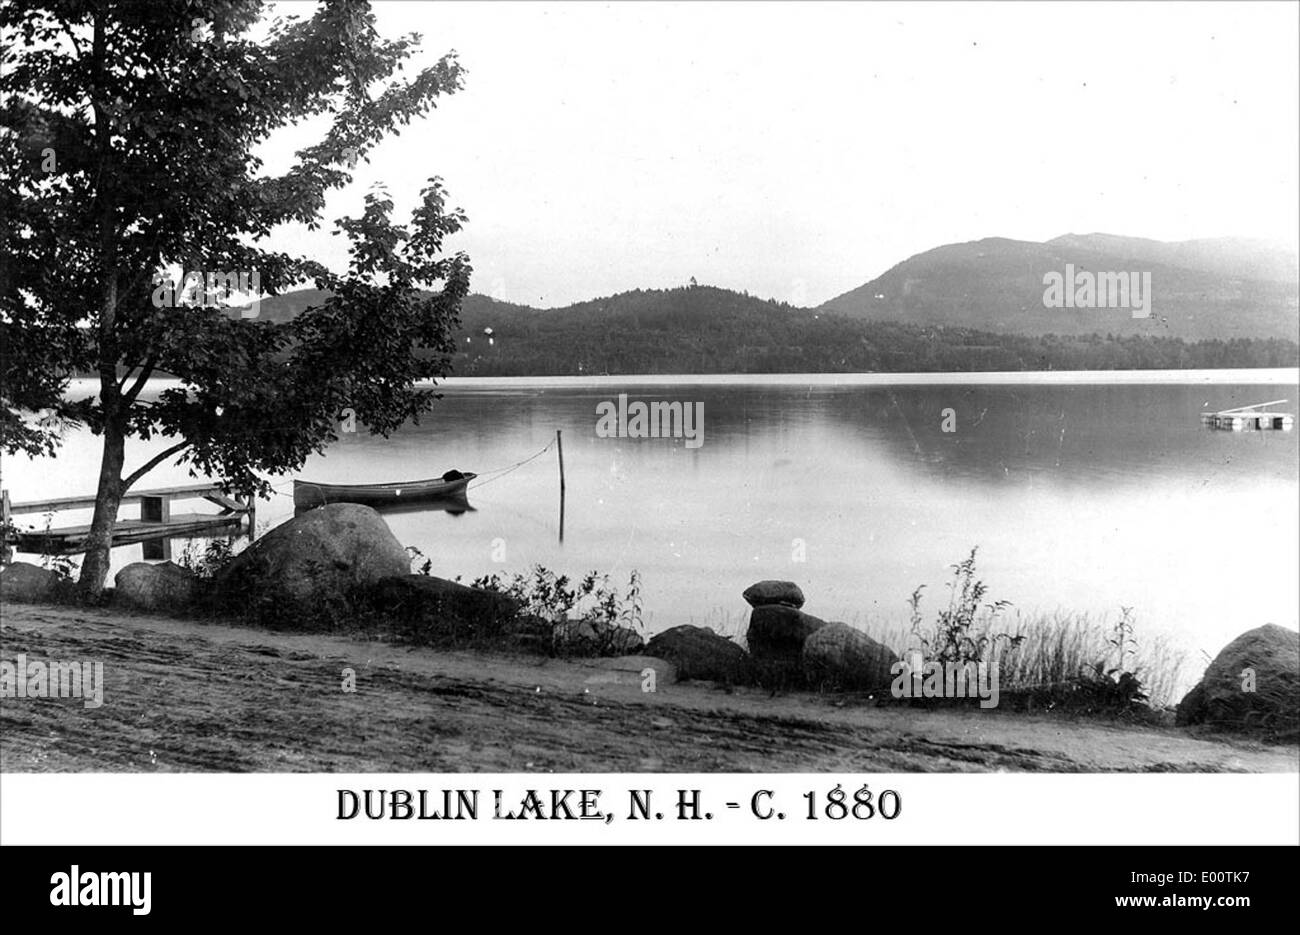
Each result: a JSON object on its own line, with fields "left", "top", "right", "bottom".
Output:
{"left": 293, "top": 470, "right": 476, "bottom": 510}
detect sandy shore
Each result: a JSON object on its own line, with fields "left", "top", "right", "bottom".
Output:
{"left": 1, "top": 602, "right": 1295, "bottom": 773}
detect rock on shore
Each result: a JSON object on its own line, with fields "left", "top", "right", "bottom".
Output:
{"left": 741, "top": 580, "right": 805, "bottom": 609}
{"left": 1176, "top": 623, "right": 1299, "bottom": 735}
{"left": 0, "top": 562, "right": 62, "bottom": 603}
{"left": 365, "top": 574, "right": 521, "bottom": 643}
{"left": 802, "top": 622, "right": 900, "bottom": 691}
{"left": 114, "top": 562, "right": 198, "bottom": 613}
{"left": 746, "top": 604, "right": 828, "bottom": 662}
{"left": 645, "top": 625, "right": 749, "bottom": 683}
{"left": 212, "top": 504, "right": 410, "bottom": 626}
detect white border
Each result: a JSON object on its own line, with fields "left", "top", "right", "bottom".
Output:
{"left": 2, "top": 773, "right": 1296, "bottom": 845}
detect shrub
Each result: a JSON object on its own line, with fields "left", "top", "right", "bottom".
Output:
{"left": 906, "top": 547, "right": 1022, "bottom": 668}
{"left": 466, "top": 566, "right": 644, "bottom": 656}
{"left": 177, "top": 536, "right": 238, "bottom": 580}
{"left": 894, "top": 549, "right": 1180, "bottom": 717}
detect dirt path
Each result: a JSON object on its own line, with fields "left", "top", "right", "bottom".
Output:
{"left": 2, "top": 603, "right": 1295, "bottom": 772}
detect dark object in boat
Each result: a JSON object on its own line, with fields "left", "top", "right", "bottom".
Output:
{"left": 293, "top": 470, "right": 477, "bottom": 510}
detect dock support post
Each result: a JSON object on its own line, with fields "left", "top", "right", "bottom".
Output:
{"left": 1, "top": 489, "right": 11, "bottom": 565}
{"left": 556, "top": 429, "right": 565, "bottom": 543}
{"left": 141, "top": 494, "right": 171, "bottom": 561}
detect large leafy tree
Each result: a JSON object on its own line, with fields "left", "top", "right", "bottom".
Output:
{"left": 0, "top": 0, "right": 471, "bottom": 594}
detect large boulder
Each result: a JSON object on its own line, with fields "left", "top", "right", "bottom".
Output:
{"left": 742, "top": 580, "right": 805, "bottom": 609}
{"left": 746, "top": 604, "right": 828, "bottom": 662}
{"left": 213, "top": 504, "right": 410, "bottom": 627}
{"left": 644, "top": 625, "right": 750, "bottom": 683}
{"left": 1176, "top": 624, "right": 1299, "bottom": 734}
{"left": 1176, "top": 684, "right": 1207, "bottom": 724}
{"left": 366, "top": 574, "right": 521, "bottom": 644}
{"left": 802, "top": 622, "right": 900, "bottom": 691}
{"left": 0, "top": 562, "right": 61, "bottom": 603}
{"left": 114, "top": 561, "right": 198, "bottom": 613}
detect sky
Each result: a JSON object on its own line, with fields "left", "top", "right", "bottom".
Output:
{"left": 258, "top": 1, "right": 1300, "bottom": 308}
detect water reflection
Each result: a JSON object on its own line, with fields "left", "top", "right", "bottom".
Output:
{"left": 6, "top": 378, "right": 1296, "bottom": 659}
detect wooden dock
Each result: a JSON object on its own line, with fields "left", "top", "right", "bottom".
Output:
{"left": 1201, "top": 399, "right": 1295, "bottom": 432}
{"left": 2, "top": 484, "right": 254, "bottom": 561}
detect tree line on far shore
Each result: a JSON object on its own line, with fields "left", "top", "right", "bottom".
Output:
{"left": 451, "top": 286, "right": 1299, "bottom": 376}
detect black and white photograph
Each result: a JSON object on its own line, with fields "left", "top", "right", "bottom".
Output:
{"left": 0, "top": 0, "right": 1297, "bottom": 903}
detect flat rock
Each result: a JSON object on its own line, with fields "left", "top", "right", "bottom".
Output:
{"left": 742, "top": 580, "right": 805, "bottom": 609}
{"left": 579, "top": 655, "right": 677, "bottom": 688}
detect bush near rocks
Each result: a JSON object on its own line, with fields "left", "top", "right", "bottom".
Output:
{"left": 551, "top": 619, "right": 645, "bottom": 657}
{"left": 552, "top": 618, "right": 601, "bottom": 653}
{"left": 211, "top": 504, "right": 410, "bottom": 628}
{"left": 802, "top": 622, "right": 900, "bottom": 691}
{"left": 645, "top": 625, "right": 751, "bottom": 683}
{"left": 1176, "top": 624, "right": 1300, "bottom": 738}
{"left": 114, "top": 562, "right": 199, "bottom": 613}
{"left": 742, "top": 580, "right": 805, "bottom": 609}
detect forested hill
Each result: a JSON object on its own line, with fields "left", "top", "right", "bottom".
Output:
{"left": 257, "top": 285, "right": 1299, "bottom": 375}
{"left": 819, "top": 234, "right": 1299, "bottom": 342}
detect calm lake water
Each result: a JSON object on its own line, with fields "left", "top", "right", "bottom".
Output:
{"left": 7, "top": 371, "right": 1298, "bottom": 662}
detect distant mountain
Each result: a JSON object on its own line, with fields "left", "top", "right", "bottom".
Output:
{"left": 257, "top": 283, "right": 1298, "bottom": 376}
{"left": 818, "top": 234, "right": 1299, "bottom": 341}
{"left": 256, "top": 288, "right": 535, "bottom": 325}
{"left": 1046, "top": 234, "right": 1298, "bottom": 284}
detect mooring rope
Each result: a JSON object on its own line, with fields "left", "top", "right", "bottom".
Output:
{"left": 467, "top": 439, "right": 556, "bottom": 491}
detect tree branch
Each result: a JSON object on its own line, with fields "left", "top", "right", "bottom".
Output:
{"left": 121, "top": 356, "right": 158, "bottom": 401}
{"left": 122, "top": 441, "right": 191, "bottom": 492}
{"left": 56, "top": 15, "right": 87, "bottom": 56}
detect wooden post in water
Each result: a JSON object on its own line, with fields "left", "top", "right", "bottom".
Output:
{"left": 1, "top": 489, "right": 12, "bottom": 565}
{"left": 140, "top": 494, "right": 171, "bottom": 561}
{"left": 556, "top": 429, "right": 566, "bottom": 543}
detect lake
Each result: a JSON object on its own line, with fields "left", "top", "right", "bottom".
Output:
{"left": 6, "top": 370, "right": 1298, "bottom": 663}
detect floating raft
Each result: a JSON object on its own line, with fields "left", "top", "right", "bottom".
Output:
{"left": 2, "top": 484, "right": 253, "bottom": 559}
{"left": 1201, "top": 399, "right": 1294, "bottom": 432}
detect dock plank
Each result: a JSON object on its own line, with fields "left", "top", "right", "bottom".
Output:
{"left": 11, "top": 512, "right": 247, "bottom": 555}
{"left": 7, "top": 483, "right": 239, "bottom": 515}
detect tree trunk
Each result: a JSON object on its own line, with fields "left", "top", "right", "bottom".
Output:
{"left": 77, "top": 420, "right": 125, "bottom": 598}
{"left": 80, "top": 7, "right": 121, "bottom": 600}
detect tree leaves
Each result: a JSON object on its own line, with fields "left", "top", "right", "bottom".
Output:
{"left": 1, "top": 1, "right": 470, "bottom": 502}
